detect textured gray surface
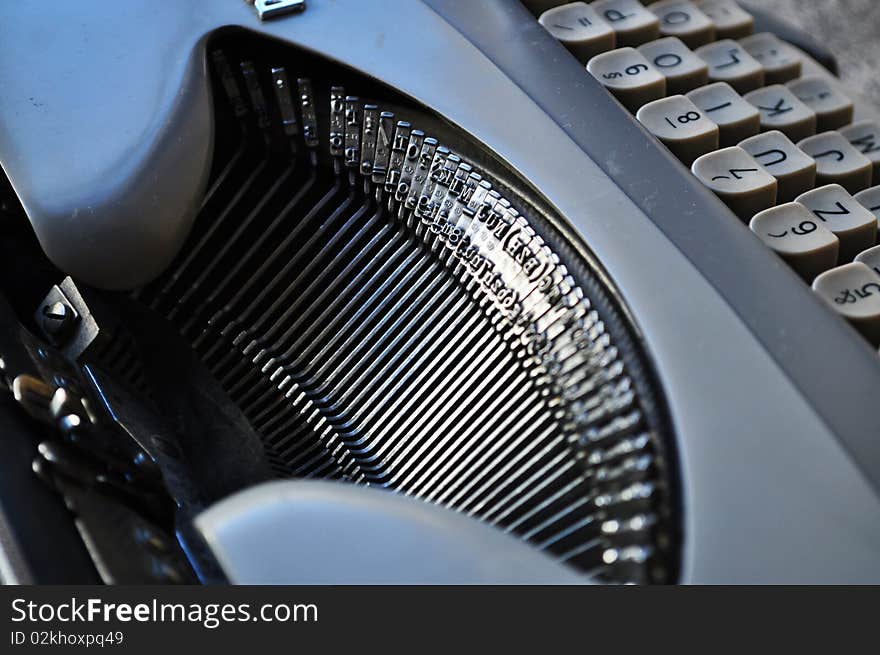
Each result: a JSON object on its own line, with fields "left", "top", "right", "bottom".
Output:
{"left": 771, "top": 0, "right": 880, "bottom": 105}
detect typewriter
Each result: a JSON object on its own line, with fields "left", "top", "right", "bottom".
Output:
{"left": 0, "top": 0, "right": 878, "bottom": 585}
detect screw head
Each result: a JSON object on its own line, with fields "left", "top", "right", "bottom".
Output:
{"left": 41, "top": 301, "right": 72, "bottom": 337}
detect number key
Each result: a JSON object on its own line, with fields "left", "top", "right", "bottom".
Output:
{"left": 636, "top": 95, "right": 718, "bottom": 164}
{"left": 692, "top": 146, "right": 777, "bottom": 219}
{"left": 812, "top": 262, "right": 880, "bottom": 346}
{"left": 648, "top": 0, "right": 716, "bottom": 48}
{"left": 587, "top": 47, "right": 666, "bottom": 111}
{"left": 539, "top": 3, "right": 617, "bottom": 63}
{"left": 749, "top": 202, "right": 838, "bottom": 281}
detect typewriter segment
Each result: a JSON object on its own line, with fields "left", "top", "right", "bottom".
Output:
{"left": 0, "top": 29, "right": 682, "bottom": 584}
{"left": 531, "top": 0, "right": 880, "bottom": 348}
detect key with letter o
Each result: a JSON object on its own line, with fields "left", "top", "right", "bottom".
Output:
{"left": 638, "top": 36, "right": 708, "bottom": 93}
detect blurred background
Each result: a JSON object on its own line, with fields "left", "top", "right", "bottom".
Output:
{"left": 770, "top": 0, "right": 880, "bottom": 104}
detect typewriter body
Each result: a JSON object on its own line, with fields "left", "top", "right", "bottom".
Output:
{"left": 0, "top": 0, "right": 878, "bottom": 584}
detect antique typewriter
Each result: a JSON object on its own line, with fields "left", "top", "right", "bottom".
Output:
{"left": 1, "top": 0, "right": 878, "bottom": 585}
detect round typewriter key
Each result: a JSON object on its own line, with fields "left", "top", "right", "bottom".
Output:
{"left": 740, "top": 32, "right": 802, "bottom": 85}
{"left": 813, "top": 262, "right": 880, "bottom": 345}
{"left": 743, "top": 85, "right": 817, "bottom": 143}
{"left": 692, "top": 146, "right": 777, "bottom": 219}
{"left": 587, "top": 47, "right": 666, "bottom": 111}
{"left": 740, "top": 131, "right": 816, "bottom": 202}
{"left": 796, "top": 184, "right": 878, "bottom": 261}
{"left": 539, "top": 3, "right": 617, "bottom": 63}
{"left": 798, "top": 132, "right": 873, "bottom": 194}
{"left": 638, "top": 36, "right": 708, "bottom": 94}
{"left": 855, "top": 244, "right": 880, "bottom": 278}
{"left": 695, "top": 0, "right": 754, "bottom": 40}
{"left": 636, "top": 95, "right": 719, "bottom": 164}
{"left": 593, "top": 0, "right": 660, "bottom": 46}
{"left": 750, "top": 203, "right": 839, "bottom": 281}
{"left": 842, "top": 121, "right": 880, "bottom": 182}
{"left": 788, "top": 76, "right": 854, "bottom": 132}
{"left": 696, "top": 39, "right": 765, "bottom": 94}
{"left": 648, "top": 0, "right": 716, "bottom": 48}
{"left": 687, "top": 81, "right": 760, "bottom": 146}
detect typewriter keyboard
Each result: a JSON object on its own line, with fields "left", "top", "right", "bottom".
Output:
{"left": 527, "top": 0, "right": 880, "bottom": 349}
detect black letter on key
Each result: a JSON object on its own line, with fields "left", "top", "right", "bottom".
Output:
{"left": 812, "top": 149, "right": 845, "bottom": 162}
{"left": 754, "top": 148, "right": 788, "bottom": 166}
{"left": 812, "top": 201, "right": 850, "bottom": 222}
{"left": 757, "top": 98, "right": 793, "bottom": 117}
{"left": 716, "top": 49, "right": 742, "bottom": 69}
{"left": 603, "top": 9, "right": 635, "bottom": 22}
{"left": 850, "top": 133, "right": 880, "bottom": 154}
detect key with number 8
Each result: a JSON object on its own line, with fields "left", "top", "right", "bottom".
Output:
{"left": 636, "top": 95, "right": 718, "bottom": 164}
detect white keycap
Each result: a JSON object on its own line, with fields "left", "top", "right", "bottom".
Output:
{"left": 798, "top": 132, "right": 873, "bottom": 194}
{"left": 638, "top": 36, "right": 708, "bottom": 94}
{"left": 636, "top": 94, "right": 719, "bottom": 164}
{"left": 696, "top": 39, "right": 764, "bottom": 93}
{"left": 796, "top": 184, "right": 878, "bottom": 261}
{"left": 812, "top": 262, "right": 880, "bottom": 345}
{"left": 695, "top": 0, "right": 753, "bottom": 40}
{"left": 692, "top": 146, "right": 776, "bottom": 219}
{"left": 841, "top": 121, "right": 880, "bottom": 182}
{"left": 787, "top": 76, "right": 854, "bottom": 132}
{"left": 855, "top": 185, "right": 880, "bottom": 225}
{"left": 855, "top": 245, "right": 880, "bottom": 278}
{"left": 540, "top": 3, "right": 617, "bottom": 63}
{"left": 592, "top": 0, "right": 659, "bottom": 46}
{"left": 743, "top": 85, "right": 817, "bottom": 142}
{"left": 587, "top": 47, "right": 666, "bottom": 111}
{"left": 648, "top": 0, "right": 716, "bottom": 48}
{"left": 750, "top": 203, "right": 838, "bottom": 281}
{"left": 739, "top": 130, "right": 816, "bottom": 202}
{"left": 740, "top": 32, "right": 802, "bottom": 84}
{"left": 687, "top": 81, "right": 759, "bottom": 146}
